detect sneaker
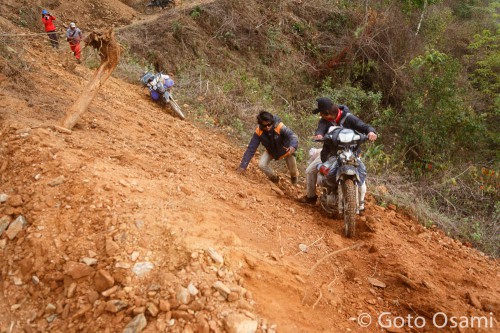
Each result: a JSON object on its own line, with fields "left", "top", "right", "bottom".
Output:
{"left": 269, "top": 175, "right": 280, "bottom": 184}
{"left": 359, "top": 202, "right": 365, "bottom": 211}
{"left": 299, "top": 195, "right": 317, "bottom": 204}
{"left": 291, "top": 176, "right": 298, "bottom": 185}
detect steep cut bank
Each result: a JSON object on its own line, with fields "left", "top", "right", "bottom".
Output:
{"left": 0, "top": 3, "right": 499, "bottom": 333}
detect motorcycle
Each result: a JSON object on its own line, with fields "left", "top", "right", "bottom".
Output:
{"left": 315, "top": 127, "right": 368, "bottom": 238}
{"left": 144, "top": 0, "right": 174, "bottom": 14}
{"left": 140, "top": 72, "right": 185, "bottom": 120}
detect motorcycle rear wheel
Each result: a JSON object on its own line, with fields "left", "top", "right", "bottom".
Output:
{"left": 342, "top": 179, "right": 357, "bottom": 238}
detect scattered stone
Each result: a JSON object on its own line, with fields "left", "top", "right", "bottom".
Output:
{"left": 131, "top": 251, "right": 140, "bottom": 261}
{"left": 123, "top": 313, "right": 147, "bottom": 333}
{"left": 298, "top": 244, "right": 308, "bottom": 253}
{"left": 227, "top": 292, "right": 239, "bottom": 302}
{"left": 102, "top": 285, "right": 119, "bottom": 297}
{"left": 105, "top": 299, "right": 128, "bottom": 313}
{"left": 81, "top": 257, "right": 98, "bottom": 266}
{"left": 183, "top": 325, "right": 195, "bottom": 333}
{"left": 375, "top": 185, "right": 388, "bottom": 194}
{"left": 115, "top": 262, "right": 131, "bottom": 269}
{"left": 7, "top": 194, "right": 23, "bottom": 207}
{"left": 171, "top": 310, "right": 194, "bottom": 321}
{"left": 270, "top": 184, "right": 284, "bottom": 196}
{"left": 191, "top": 251, "right": 199, "bottom": 259}
{"left": 32, "top": 276, "right": 40, "bottom": 285}
{"left": 88, "top": 290, "right": 100, "bottom": 304}
{"left": 187, "top": 283, "right": 199, "bottom": 296}
{"left": 45, "top": 303, "right": 56, "bottom": 314}
{"left": 244, "top": 256, "right": 257, "bottom": 270}
{"left": 95, "top": 270, "right": 115, "bottom": 292}
{"left": 12, "top": 276, "right": 22, "bottom": 286}
{"left": 176, "top": 287, "right": 191, "bottom": 305}
{"left": 0, "top": 239, "right": 5, "bottom": 249}
{"left": 64, "top": 261, "right": 94, "bottom": 279}
{"left": 224, "top": 313, "right": 258, "bottom": 333}
{"left": 197, "top": 319, "right": 210, "bottom": 333}
{"left": 466, "top": 291, "right": 482, "bottom": 309}
{"left": 159, "top": 300, "right": 170, "bottom": 312}
{"left": 0, "top": 193, "right": 8, "bottom": 203}
{"left": 387, "top": 204, "right": 397, "bottom": 211}
{"left": 48, "top": 175, "right": 65, "bottom": 187}
{"left": 212, "top": 281, "right": 231, "bottom": 298}
{"left": 46, "top": 314, "right": 57, "bottom": 323}
{"left": 146, "top": 302, "right": 159, "bottom": 317}
{"left": 88, "top": 250, "right": 97, "bottom": 257}
{"left": 133, "top": 307, "right": 145, "bottom": 315}
{"left": 180, "top": 185, "right": 193, "bottom": 196}
{"left": 367, "top": 277, "right": 386, "bottom": 289}
{"left": 0, "top": 216, "right": 11, "bottom": 234}
{"left": 5, "top": 215, "right": 27, "bottom": 240}
{"left": 105, "top": 238, "right": 120, "bottom": 256}
{"left": 207, "top": 248, "right": 224, "bottom": 264}
{"left": 134, "top": 220, "right": 144, "bottom": 229}
{"left": 67, "top": 282, "right": 77, "bottom": 298}
{"left": 132, "top": 262, "right": 154, "bottom": 277}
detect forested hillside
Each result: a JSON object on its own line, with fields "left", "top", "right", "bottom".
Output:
{"left": 116, "top": 0, "right": 499, "bottom": 255}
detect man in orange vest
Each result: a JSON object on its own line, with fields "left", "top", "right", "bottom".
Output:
{"left": 237, "top": 111, "right": 299, "bottom": 184}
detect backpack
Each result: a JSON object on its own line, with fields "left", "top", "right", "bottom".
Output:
{"left": 140, "top": 72, "right": 155, "bottom": 87}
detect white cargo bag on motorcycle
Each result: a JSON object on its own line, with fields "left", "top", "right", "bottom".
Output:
{"left": 139, "top": 72, "right": 185, "bottom": 120}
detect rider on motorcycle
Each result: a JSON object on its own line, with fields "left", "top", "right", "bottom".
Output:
{"left": 301, "top": 97, "right": 377, "bottom": 210}
{"left": 146, "top": 73, "right": 174, "bottom": 102}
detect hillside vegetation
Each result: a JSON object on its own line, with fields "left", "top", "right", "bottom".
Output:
{"left": 113, "top": 0, "right": 499, "bottom": 256}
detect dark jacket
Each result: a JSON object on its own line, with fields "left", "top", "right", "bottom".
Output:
{"left": 320, "top": 107, "right": 377, "bottom": 162}
{"left": 239, "top": 116, "right": 299, "bottom": 169}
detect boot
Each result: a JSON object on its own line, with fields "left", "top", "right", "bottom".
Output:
{"left": 291, "top": 176, "right": 298, "bottom": 185}
{"left": 269, "top": 175, "right": 280, "bottom": 184}
{"left": 299, "top": 195, "right": 317, "bottom": 204}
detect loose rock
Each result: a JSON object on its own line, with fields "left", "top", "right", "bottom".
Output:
{"left": 123, "top": 313, "right": 147, "bottom": 333}
{"left": 5, "top": 215, "right": 27, "bottom": 240}
{"left": 224, "top": 313, "right": 258, "bottom": 333}
{"left": 207, "top": 248, "right": 224, "bottom": 264}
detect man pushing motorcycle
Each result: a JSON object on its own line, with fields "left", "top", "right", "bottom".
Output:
{"left": 301, "top": 97, "right": 377, "bottom": 211}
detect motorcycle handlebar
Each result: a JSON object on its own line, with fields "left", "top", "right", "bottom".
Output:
{"left": 312, "top": 133, "right": 368, "bottom": 144}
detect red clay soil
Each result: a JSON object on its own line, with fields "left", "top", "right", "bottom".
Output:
{"left": 0, "top": 2, "right": 498, "bottom": 333}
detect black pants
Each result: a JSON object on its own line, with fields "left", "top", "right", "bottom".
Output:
{"left": 47, "top": 31, "right": 59, "bottom": 48}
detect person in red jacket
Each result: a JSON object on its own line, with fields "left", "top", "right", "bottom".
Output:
{"left": 41, "top": 9, "right": 58, "bottom": 49}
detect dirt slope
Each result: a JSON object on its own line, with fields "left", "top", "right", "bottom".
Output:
{"left": 0, "top": 2, "right": 499, "bottom": 333}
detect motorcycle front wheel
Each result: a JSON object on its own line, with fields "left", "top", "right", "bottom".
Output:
{"left": 342, "top": 179, "right": 357, "bottom": 238}
{"left": 167, "top": 97, "right": 185, "bottom": 120}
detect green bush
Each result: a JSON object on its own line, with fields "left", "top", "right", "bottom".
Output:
{"left": 387, "top": 49, "right": 484, "bottom": 164}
